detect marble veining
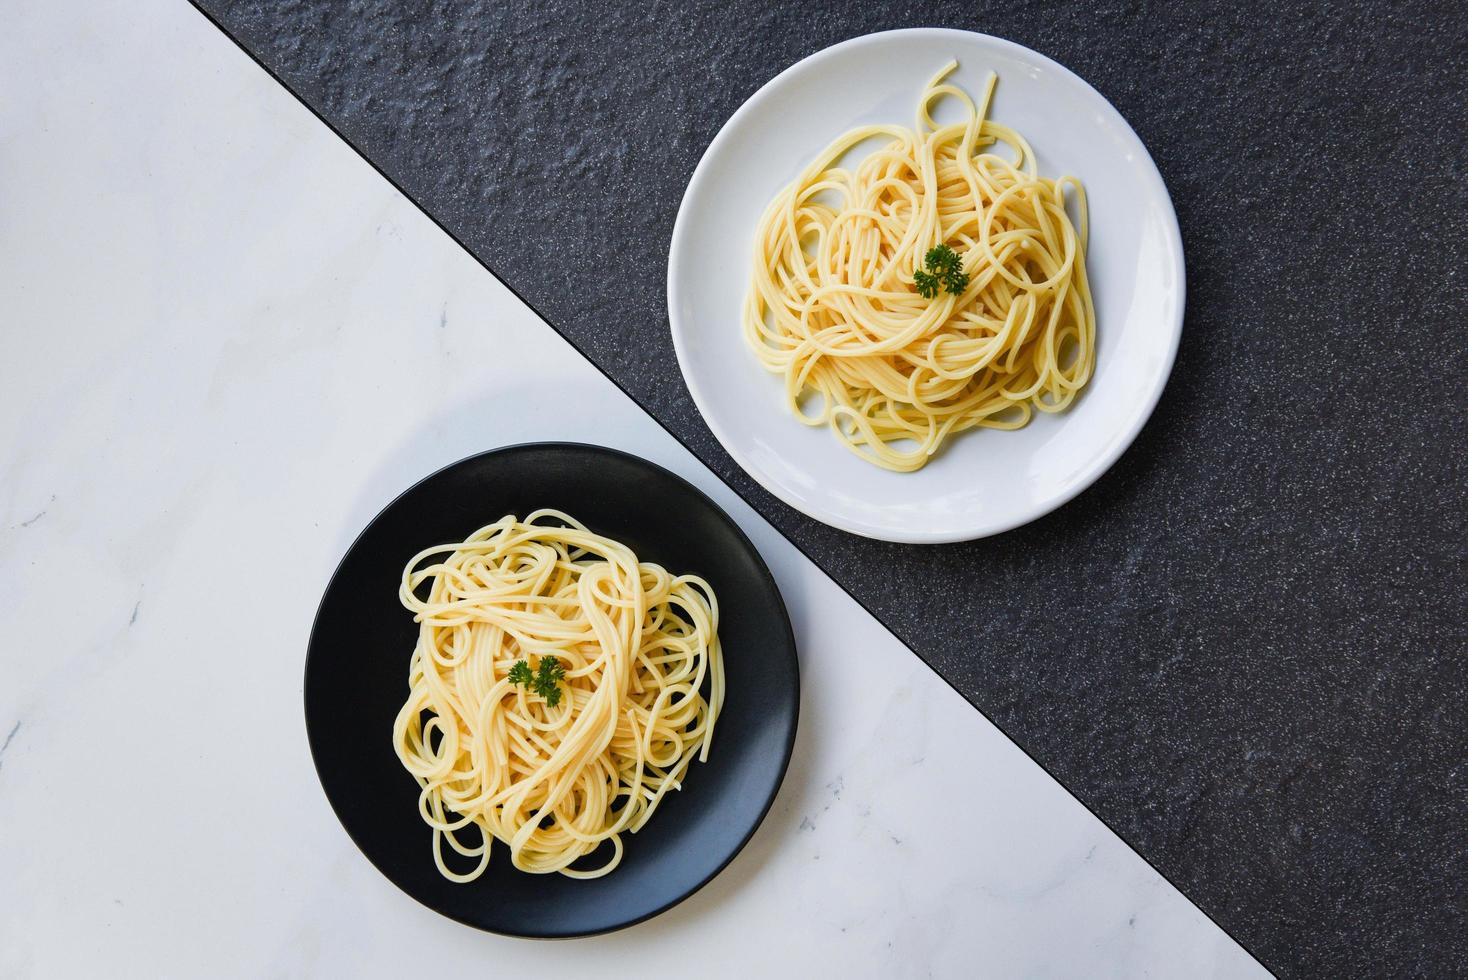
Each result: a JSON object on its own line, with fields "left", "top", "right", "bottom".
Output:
{"left": 0, "top": 722, "right": 21, "bottom": 772}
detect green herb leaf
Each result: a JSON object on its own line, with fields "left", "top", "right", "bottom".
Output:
{"left": 913, "top": 268, "right": 941, "bottom": 299}
{"left": 941, "top": 266, "right": 970, "bottom": 295}
{"left": 533, "top": 656, "right": 567, "bottom": 707}
{"left": 925, "top": 244, "right": 960, "bottom": 275}
{"left": 508, "top": 656, "right": 566, "bottom": 706}
{"left": 914, "top": 243, "right": 967, "bottom": 298}
{"left": 507, "top": 659, "right": 533, "bottom": 687}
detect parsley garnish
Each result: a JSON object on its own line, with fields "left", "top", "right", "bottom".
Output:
{"left": 507, "top": 659, "right": 533, "bottom": 688}
{"left": 508, "top": 656, "right": 566, "bottom": 707}
{"left": 535, "top": 656, "right": 567, "bottom": 706}
{"left": 913, "top": 243, "right": 969, "bottom": 298}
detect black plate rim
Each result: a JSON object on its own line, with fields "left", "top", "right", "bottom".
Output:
{"left": 303, "top": 441, "right": 800, "bottom": 938}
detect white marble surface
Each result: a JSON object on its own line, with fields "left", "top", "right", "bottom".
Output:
{"left": 0, "top": 3, "right": 1265, "bottom": 977}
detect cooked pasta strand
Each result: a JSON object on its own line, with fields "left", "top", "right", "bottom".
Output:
{"left": 393, "top": 510, "right": 723, "bottom": 881}
{"left": 744, "top": 63, "right": 1096, "bottom": 471}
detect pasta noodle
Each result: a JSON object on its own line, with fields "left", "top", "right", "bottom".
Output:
{"left": 392, "top": 510, "right": 724, "bottom": 881}
{"left": 743, "top": 62, "right": 1097, "bottom": 471}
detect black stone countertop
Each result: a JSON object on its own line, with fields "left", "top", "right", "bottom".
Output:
{"left": 196, "top": 2, "right": 1467, "bottom": 975}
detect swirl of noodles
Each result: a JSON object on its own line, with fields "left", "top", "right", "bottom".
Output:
{"left": 392, "top": 509, "right": 724, "bottom": 881}
{"left": 743, "top": 61, "right": 1097, "bottom": 471}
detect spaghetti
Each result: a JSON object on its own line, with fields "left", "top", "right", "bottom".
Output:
{"left": 392, "top": 510, "right": 724, "bottom": 881}
{"left": 743, "top": 62, "right": 1097, "bottom": 471}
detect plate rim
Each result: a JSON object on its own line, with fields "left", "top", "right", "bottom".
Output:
{"left": 303, "top": 441, "right": 800, "bottom": 938}
{"left": 666, "top": 27, "right": 1186, "bottom": 543}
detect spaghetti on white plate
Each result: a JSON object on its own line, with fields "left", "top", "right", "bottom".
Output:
{"left": 392, "top": 510, "right": 724, "bottom": 881}
{"left": 743, "top": 61, "right": 1096, "bottom": 472}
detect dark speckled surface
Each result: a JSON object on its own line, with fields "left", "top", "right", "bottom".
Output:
{"left": 193, "top": 1, "right": 1467, "bottom": 974}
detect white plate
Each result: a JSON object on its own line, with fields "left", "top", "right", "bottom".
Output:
{"left": 668, "top": 28, "right": 1185, "bottom": 544}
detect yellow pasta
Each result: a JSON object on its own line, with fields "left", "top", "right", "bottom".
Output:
{"left": 392, "top": 510, "right": 723, "bottom": 881}
{"left": 744, "top": 62, "right": 1096, "bottom": 471}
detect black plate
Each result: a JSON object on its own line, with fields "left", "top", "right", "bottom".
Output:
{"left": 304, "top": 443, "right": 799, "bottom": 937}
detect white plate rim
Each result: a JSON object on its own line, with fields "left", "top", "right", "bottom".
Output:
{"left": 667, "top": 27, "right": 1185, "bottom": 544}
